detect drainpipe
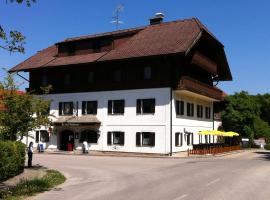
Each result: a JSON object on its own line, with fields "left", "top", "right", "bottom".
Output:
{"left": 170, "top": 87, "right": 173, "bottom": 156}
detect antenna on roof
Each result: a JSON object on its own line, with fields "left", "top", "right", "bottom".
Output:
{"left": 110, "top": 4, "right": 124, "bottom": 30}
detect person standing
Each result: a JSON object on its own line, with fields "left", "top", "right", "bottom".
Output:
{"left": 28, "top": 142, "right": 33, "bottom": 167}
{"left": 83, "top": 140, "right": 88, "bottom": 154}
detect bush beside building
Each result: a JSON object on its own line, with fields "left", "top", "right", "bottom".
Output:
{"left": 0, "top": 141, "right": 26, "bottom": 181}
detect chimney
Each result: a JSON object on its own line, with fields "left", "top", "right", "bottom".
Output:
{"left": 149, "top": 13, "right": 164, "bottom": 25}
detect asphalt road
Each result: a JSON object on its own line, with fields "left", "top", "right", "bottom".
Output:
{"left": 32, "top": 151, "right": 270, "bottom": 200}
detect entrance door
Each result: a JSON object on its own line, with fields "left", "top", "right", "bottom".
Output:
{"left": 60, "top": 130, "right": 74, "bottom": 151}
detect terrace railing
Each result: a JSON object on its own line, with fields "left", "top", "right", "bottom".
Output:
{"left": 188, "top": 144, "right": 241, "bottom": 156}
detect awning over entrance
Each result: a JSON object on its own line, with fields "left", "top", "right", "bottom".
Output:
{"left": 53, "top": 115, "right": 101, "bottom": 126}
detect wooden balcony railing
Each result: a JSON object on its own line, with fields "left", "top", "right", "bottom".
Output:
{"left": 176, "top": 76, "right": 223, "bottom": 100}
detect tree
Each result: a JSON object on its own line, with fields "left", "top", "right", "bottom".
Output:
{"left": 255, "top": 94, "right": 270, "bottom": 126}
{"left": 221, "top": 91, "right": 260, "bottom": 142}
{"left": 0, "top": 71, "right": 51, "bottom": 141}
{"left": 0, "top": 0, "right": 36, "bottom": 53}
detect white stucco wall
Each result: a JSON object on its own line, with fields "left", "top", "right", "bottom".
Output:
{"left": 22, "top": 87, "right": 220, "bottom": 154}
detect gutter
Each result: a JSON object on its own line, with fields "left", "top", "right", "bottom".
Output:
{"left": 170, "top": 87, "right": 173, "bottom": 156}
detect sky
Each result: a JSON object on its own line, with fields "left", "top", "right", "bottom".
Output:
{"left": 0, "top": 0, "right": 269, "bottom": 94}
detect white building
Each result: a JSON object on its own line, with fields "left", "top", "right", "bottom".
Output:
{"left": 10, "top": 16, "right": 232, "bottom": 154}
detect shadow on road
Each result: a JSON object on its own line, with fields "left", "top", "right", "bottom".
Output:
{"left": 254, "top": 151, "right": 270, "bottom": 161}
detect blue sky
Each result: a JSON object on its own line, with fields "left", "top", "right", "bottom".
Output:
{"left": 0, "top": 0, "right": 269, "bottom": 94}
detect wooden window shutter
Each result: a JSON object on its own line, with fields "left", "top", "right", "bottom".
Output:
{"left": 175, "top": 133, "right": 179, "bottom": 146}
{"left": 120, "top": 100, "right": 125, "bottom": 114}
{"left": 175, "top": 100, "right": 180, "bottom": 115}
{"left": 136, "top": 99, "right": 141, "bottom": 114}
{"left": 180, "top": 101, "right": 184, "bottom": 115}
{"left": 120, "top": 132, "right": 125, "bottom": 145}
{"left": 108, "top": 100, "right": 112, "bottom": 114}
{"left": 180, "top": 133, "right": 183, "bottom": 146}
{"left": 93, "top": 101, "right": 98, "bottom": 114}
{"left": 150, "top": 133, "right": 155, "bottom": 146}
{"left": 70, "top": 102, "right": 74, "bottom": 115}
{"left": 151, "top": 99, "right": 155, "bottom": 113}
{"left": 107, "top": 132, "right": 112, "bottom": 145}
{"left": 136, "top": 132, "right": 141, "bottom": 146}
{"left": 82, "top": 101, "right": 86, "bottom": 115}
{"left": 59, "top": 102, "right": 63, "bottom": 115}
{"left": 35, "top": 131, "right": 40, "bottom": 143}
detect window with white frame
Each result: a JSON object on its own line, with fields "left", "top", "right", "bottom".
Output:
{"left": 176, "top": 100, "right": 184, "bottom": 115}
{"left": 107, "top": 131, "right": 125, "bottom": 145}
{"left": 108, "top": 100, "right": 125, "bottom": 115}
{"left": 136, "top": 132, "right": 155, "bottom": 147}
{"left": 136, "top": 98, "right": 155, "bottom": 114}
{"left": 59, "top": 102, "right": 73, "bottom": 115}
{"left": 35, "top": 130, "right": 49, "bottom": 143}
{"left": 175, "top": 132, "right": 183, "bottom": 147}
{"left": 82, "top": 101, "right": 97, "bottom": 115}
{"left": 80, "top": 130, "right": 98, "bottom": 143}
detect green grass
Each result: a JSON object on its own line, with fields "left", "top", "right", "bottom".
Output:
{"left": 0, "top": 170, "right": 66, "bottom": 200}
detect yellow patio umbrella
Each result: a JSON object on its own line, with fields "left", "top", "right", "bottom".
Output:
{"left": 198, "top": 130, "right": 211, "bottom": 135}
{"left": 226, "top": 131, "right": 239, "bottom": 137}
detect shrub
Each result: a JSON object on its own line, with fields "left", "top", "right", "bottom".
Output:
{"left": 0, "top": 141, "right": 26, "bottom": 181}
{"left": 264, "top": 144, "right": 270, "bottom": 150}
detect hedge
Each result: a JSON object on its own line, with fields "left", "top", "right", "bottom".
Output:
{"left": 265, "top": 144, "right": 270, "bottom": 150}
{"left": 0, "top": 141, "right": 26, "bottom": 182}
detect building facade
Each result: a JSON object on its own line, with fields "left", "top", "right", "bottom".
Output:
{"left": 11, "top": 16, "right": 232, "bottom": 154}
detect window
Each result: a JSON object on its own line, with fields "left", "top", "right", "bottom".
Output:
{"left": 41, "top": 74, "right": 48, "bottom": 86}
{"left": 136, "top": 99, "right": 155, "bottom": 114}
{"left": 87, "top": 71, "right": 94, "bottom": 83}
{"left": 136, "top": 132, "right": 155, "bottom": 147}
{"left": 80, "top": 130, "right": 98, "bottom": 143}
{"left": 107, "top": 132, "right": 124, "bottom": 145}
{"left": 144, "top": 67, "right": 152, "bottom": 80}
{"left": 175, "top": 132, "right": 183, "bottom": 147}
{"left": 64, "top": 73, "right": 71, "bottom": 85}
{"left": 59, "top": 102, "right": 73, "bottom": 115}
{"left": 205, "top": 106, "right": 211, "bottom": 119}
{"left": 197, "top": 105, "right": 203, "bottom": 118}
{"left": 82, "top": 101, "right": 97, "bottom": 115}
{"left": 113, "top": 69, "right": 122, "bottom": 82}
{"left": 108, "top": 100, "right": 125, "bottom": 115}
{"left": 176, "top": 100, "right": 184, "bottom": 115}
{"left": 93, "top": 40, "right": 101, "bottom": 53}
{"left": 187, "top": 103, "right": 194, "bottom": 117}
{"left": 40, "top": 130, "right": 49, "bottom": 142}
{"left": 67, "top": 44, "right": 76, "bottom": 56}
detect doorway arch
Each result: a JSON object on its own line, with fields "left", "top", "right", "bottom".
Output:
{"left": 60, "top": 130, "right": 74, "bottom": 151}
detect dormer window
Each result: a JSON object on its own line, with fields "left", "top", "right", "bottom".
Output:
{"left": 67, "top": 44, "right": 76, "bottom": 56}
{"left": 93, "top": 40, "right": 101, "bottom": 53}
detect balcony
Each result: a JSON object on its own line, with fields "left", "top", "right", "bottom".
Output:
{"left": 175, "top": 76, "right": 223, "bottom": 101}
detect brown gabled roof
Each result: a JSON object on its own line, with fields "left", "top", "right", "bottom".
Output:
{"left": 9, "top": 18, "right": 228, "bottom": 76}
{"left": 100, "top": 19, "right": 202, "bottom": 61}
